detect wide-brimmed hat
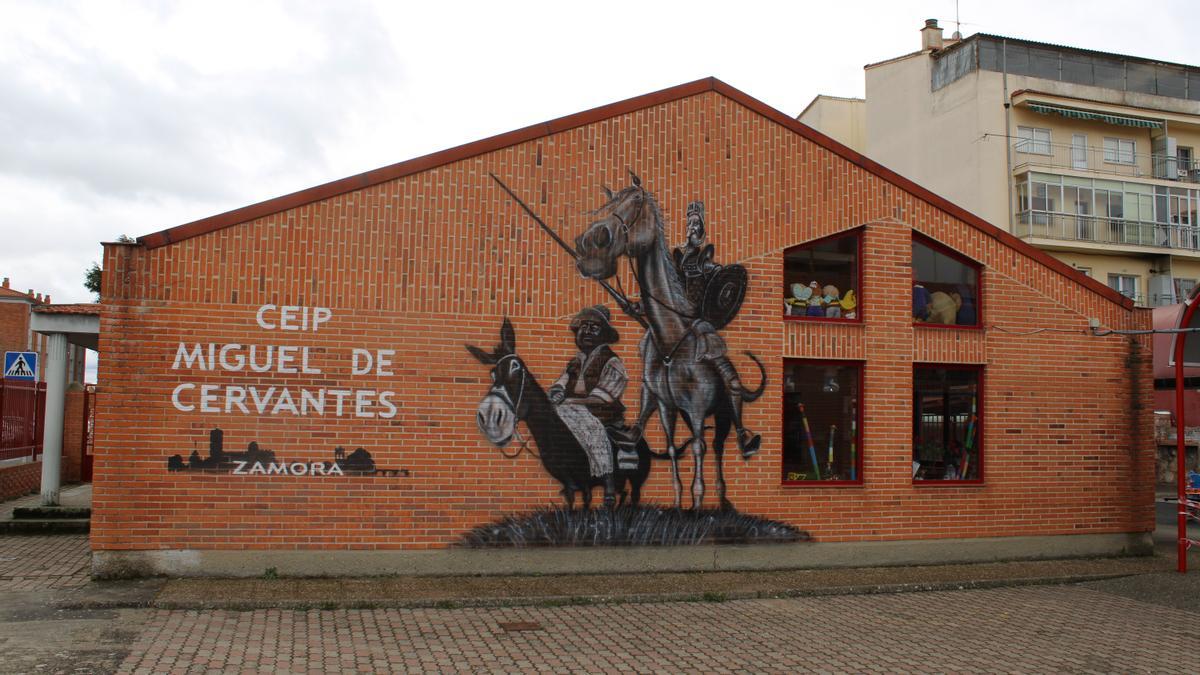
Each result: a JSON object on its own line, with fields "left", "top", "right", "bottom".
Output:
{"left": 569, "top": 304, "right": 619, "bottom": 343}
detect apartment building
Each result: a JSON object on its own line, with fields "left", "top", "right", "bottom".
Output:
{"left": 801, "top": 20, "right": 1200, "bottom": 307}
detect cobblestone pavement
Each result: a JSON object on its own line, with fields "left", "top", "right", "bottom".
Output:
{"left": 0, "top": 535, "right": 89, "bottom": 591}
{"left": 114, "top": 584, "right": 1196, "bottom": 674}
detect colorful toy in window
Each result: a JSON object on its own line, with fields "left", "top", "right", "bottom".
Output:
{"left": 823, "top": 285, "right": 841, "bottom": 318}
{"left": 840, "top": 289, "right": 857, "bottom": 319}
{"left": 785, "top": 283, "right": 811, "bottom": 316}
{"left": 806, "top": 281, "right": 825, "bottom": 317}
{"left": 927, "top": 291, "right": 961, "bottom": 324}
{"left": 797, "top": 402, "right": 821, "bottom": 480}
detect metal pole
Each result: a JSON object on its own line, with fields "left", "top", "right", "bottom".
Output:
{"left": 39, "top": 332, "right": 67, "bottom": 506}
{"left": 1175, "top": 302, "right": 1196, "bottom": 573}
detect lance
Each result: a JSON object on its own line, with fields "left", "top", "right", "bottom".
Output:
{"left": 489, "top": 173, "right": 648, "bottom": 329}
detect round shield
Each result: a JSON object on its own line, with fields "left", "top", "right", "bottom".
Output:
{"left": 702, "top": 264, "right": 748, "bottom": 329}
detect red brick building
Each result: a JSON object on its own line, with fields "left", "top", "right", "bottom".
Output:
{"left": 0, "top": 279, "right": 87, "bottom": 385}
{"left": 0, "top": 279, "right": 89, "bottom": 501}
{"left": 93, "top": 79, "right": 1154, "bottom": 577}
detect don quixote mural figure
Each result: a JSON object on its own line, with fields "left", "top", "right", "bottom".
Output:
{"left": 466, "top": 171, "right": 799, "bottom": 547}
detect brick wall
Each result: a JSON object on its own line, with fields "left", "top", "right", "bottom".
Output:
{"left": 0, "top": 461, "right": 41, "bottom": 502}
{"left": 0, "top": 300, "right": 33, "bottom": 358}
{"left": 93, "top": 86, "right": 1154, "bottom": 552}
{"left": 62, "top": 388, "right": 86, "bottom": 484}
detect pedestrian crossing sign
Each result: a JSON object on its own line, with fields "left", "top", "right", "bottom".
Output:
{"left": 3, "top": 351, "right": 37, "bottom": 381}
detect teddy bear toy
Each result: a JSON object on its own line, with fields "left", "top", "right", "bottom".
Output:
{"left": 805, "top": 281, "right": 825, "bottom": 317}
{"left": 926, "top": 291, "right": 962, "bottom": 324}
{"left": 822, "top": 284, "right": 841, "bottom": 318}
{"left": 785, "top": 283, "right": 811, "bottom": 316}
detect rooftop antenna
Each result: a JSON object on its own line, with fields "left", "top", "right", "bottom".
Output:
{"left": 952, "top": 0, "right": 963, "bottom": 40}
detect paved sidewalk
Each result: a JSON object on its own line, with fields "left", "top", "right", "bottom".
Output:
{"left": 0, "top": 483, "right": 91, "bottom": 521}
{"left": 0, "top": 535, "right": 90, "bottom": 591}
{"left": 117, "top": 584, "right": 1197, "bottom": 673}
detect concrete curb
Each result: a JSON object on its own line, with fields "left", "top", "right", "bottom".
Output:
{"left": 56, "top": 571, "right": 1144, "bottom": 612}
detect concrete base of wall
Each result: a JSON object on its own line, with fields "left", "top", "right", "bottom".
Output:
{"left": 93, "top": 532, "right": 1154, "bottom": 579}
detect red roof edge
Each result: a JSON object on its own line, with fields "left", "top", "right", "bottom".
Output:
{"left": 137, "top": 76, "right": 1133, "bottom": 311}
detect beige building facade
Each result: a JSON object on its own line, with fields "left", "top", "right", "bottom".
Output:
{"left": 801, "top": 20, "right": 1200, "bottom": 307}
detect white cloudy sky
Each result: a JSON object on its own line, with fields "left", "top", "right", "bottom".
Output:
{"left": 2, "top": 0, "right": 1198, "bottom": 312}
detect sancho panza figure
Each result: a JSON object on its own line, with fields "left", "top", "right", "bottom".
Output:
{"left": 548, "top": 305, "right": 635, "bottom": 475}
{"left": 671, "top": 201, "right": 761, "bottom": 459}
{"left": 549, "top": 305, "right": 627, "bottom": 421}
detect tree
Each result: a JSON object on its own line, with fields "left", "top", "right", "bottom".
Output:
{"left": 84, "top": 235, "right": 135, "bottom": 301}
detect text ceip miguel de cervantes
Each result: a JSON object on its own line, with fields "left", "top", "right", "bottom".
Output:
{"left": 168, "top": 305, "right": 398, "bottom": 418}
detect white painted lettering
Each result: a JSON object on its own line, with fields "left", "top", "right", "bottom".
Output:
{"left": 355, "top": 389, "right": 376, "bottom": 418}
{"left": 289, "top": 462, "right": 308, "bottom": 475}
{"left": 249, "top": 462, "right": 266, "bottom": 475}
{"left": 300, "top": 347, "right": 320, "bottom": 374}
{"left": 224, "top": 386, "right": 249, "bottom": 414}
{"left": 279, "top": 306, "right": 299, "bottom": 330}
{"left": 311, "top": 462, "right": 326, "bottom": 476}
{"left": 329, "top": 389, "right": 352, "bottom": 416}
{"left": 232, "top": 460, "right": 247, "bottom": 475}
{"left": 256, "top": 305, "right": 276, "bottom": 330}
{"left": 271, "top": 388, "right": 299, "bottom": 416}
{"left": 248, "top": 345, "right": 273, "bottom": 373}
{"left": 171, "top": 383, "right": 195, "bottom": 412}
{"left": 172, "top": 344, "right": 207, "bottom": 370}
{"left": 249, "top": 386, "right": 276, "bottom": 414}
{"left": 313, "top": 307, "right": 332, "bottom": 331}
{"left": 351, "top": 348, "right": 372, "bottom": 376}
{"left": 325, "top": 463, "right": 344, "bottom": 476}
{"left": 218, "top": 344, "right": 245, "bottom": 371}
{"left": 277, "top": 345, "right": 297, "bottom": 373}
{"left": 199, "top": 384, "right": 220, "bottom": 413}
{"left": 266, "top": 462, "right": 286, "bottom": 475}
{"left": 376, "top": 349, "right": 395, "bottom": 376}
{"left": 300, "top": 389, "right": 325, "bottom": 415}
{"left": 378, "top": 391, "right": 397, "bottom": 419}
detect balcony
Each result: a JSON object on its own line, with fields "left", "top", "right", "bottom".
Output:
{"left": 1014, "top": 210, "right": 1200, "bottom": 254}
{"left": 1012, "top": 139, "right": 1197, "bottom": 184}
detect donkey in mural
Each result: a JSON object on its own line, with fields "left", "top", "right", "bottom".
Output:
{"left": 468, "top": 319, "right": 654, "bottom": 509}
{"left": 574, "top": 174, "right": 766, "bottom": 510}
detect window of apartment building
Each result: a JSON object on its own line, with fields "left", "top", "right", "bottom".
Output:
{"left": 1016, "top": 126, "right": 1052, "bottom": 155}
{"left": 1179, "top": 147, "right": 1194, "bottom": 179}
{"left": 1075, "top": 266, "right": 1092, "bottom": 277}
{"left": 783, "top": 360, "right": 862, "bottom": 485}
{"left": 1104, "top": 137, "right": 1136, "bottom": 165}
{"left": 1108, "top": 273, "right": 1139, "bottom": 300}
{"left": 783, "top": 229, "right": 861, "bottom": 321}
{"left": 1174, "top": 278, "right": 1197, "bottom": 303}
{"left": 913, "top": 236, "right": 981, "bottom": 327}
{"left": 913, "top": 365, "right": 982, "bottom": 483}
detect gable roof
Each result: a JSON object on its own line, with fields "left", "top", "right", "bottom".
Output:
{"left": 136, "top": 77, "right": 1133, "bottom": 310}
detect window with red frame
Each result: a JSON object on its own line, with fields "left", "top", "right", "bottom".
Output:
{"left": 913, "top": 366, "right": 981, "bottom": 482}
{"left": 783, "top": 230, "right": 860, "bottom": 320}
{"left": 783, "top": 360, "right": 861, "bottom": 484}
{"left": 912, "top": 237, "right": 980, "bottom": 326}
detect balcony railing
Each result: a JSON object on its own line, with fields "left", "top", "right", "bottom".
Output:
{"left": 1015, "top": 210, "right": 1200, "bottom": 252}
{"left": 1012, "top": 139, "right": 1197, "bottom": 184}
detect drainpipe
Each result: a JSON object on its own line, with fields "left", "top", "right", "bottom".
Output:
{"left": 1003, "top": 39, "right": 1014, "bottom": 234}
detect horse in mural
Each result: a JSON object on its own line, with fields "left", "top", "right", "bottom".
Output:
{"left": 468, "top": 319, "right": 654, "bottom": 509}
{"left": 574, "top": 173, "right": 766, "bottom": 510}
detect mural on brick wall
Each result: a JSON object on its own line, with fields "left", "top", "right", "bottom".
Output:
{"left": 161, "top": 305, "right": 410, "bottom": 480}
{"left": 464, "top": 173, "right": 809, "bottom": 547}
{"left": 167, "top": 428, "right": 409, "bottom": 477}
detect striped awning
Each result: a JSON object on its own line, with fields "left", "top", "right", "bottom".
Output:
{"left": 1027, "top": 103, "right": 1163, "bottom": 129}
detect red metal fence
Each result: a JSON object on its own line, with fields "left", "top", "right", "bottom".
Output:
{"left": 0, "top": 379, "right": 46, "bottom": 461}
